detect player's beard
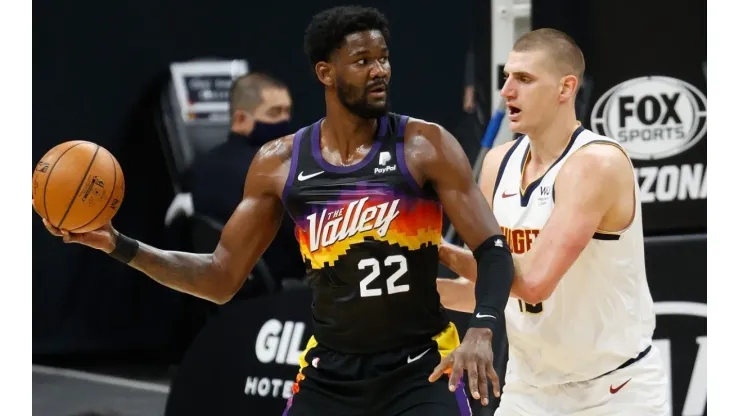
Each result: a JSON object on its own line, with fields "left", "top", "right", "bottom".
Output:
{"left": 336, "top": 76, "right": 389, "bottom": 119}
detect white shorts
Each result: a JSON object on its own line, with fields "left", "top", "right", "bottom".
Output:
{"left": 494, "top": 347, "right": 670, "bottom": 416}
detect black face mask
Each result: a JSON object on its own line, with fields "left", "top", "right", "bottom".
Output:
{"left": 249, "top": 119, "right": 295, "bottom": 145}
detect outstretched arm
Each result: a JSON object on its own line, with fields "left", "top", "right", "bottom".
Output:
{"left": 43, "top": 137, "right": 292, "bottom": 305}
{"left": 126, "top": 139, "right": 290, "bottom": 303}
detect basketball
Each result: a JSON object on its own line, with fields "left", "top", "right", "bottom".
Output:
{"left": 32, "top": 141, "right": 125, "bottom": 233}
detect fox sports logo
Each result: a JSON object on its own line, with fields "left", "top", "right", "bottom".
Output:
{"left": 590, "top": 76, "right": 707, "bottom": 160}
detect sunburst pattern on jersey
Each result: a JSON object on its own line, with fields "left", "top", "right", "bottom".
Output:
{"left": 293, "top": 181, "right": 442, "bottom": 269}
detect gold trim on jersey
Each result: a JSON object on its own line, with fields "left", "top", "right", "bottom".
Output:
{"left": 297, "top": 336, "right": 319, "bottom": 372}
{"left": 290, "top": 336, "right": 319, "bottom": 395}
{"left": 519, "top": 149, "right": 532, "bottom": 195}
{"left": 433, "top": 322, "right": 461, "bottom": 363}
{"left": 519, "top": 123, "right": 583, "bottom": 196}
{"left": 290, "top": 322, "right": 461, "bottom": 389}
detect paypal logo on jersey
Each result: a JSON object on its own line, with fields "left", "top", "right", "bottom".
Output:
{"left": 375, "top": 151, "right": 397, "bottom": 174}
{"left": 379, "top": 151, "right": 392, "bottom": 166}
{"left": 374, "top": 165, "right": 397, "bottom": 174}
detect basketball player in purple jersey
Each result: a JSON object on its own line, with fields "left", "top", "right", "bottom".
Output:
{"left": 41, "top": 6, "right": 515, "bottom": 415}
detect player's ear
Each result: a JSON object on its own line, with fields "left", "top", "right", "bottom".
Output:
{"left": 559, "top": 75, "right": 579, "bottom": 102}
{"left": 315, "top": 61, "right": 334, "bottom": 88}
{"left": 232, "top": 109, "right": 249, "bottom": 124}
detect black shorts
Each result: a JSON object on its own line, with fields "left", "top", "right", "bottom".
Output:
{"left": 282, "top": 322, "right": 471, "bottom": 416}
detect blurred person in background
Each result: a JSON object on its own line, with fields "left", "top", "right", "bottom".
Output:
{"left": 189, "top": 72, "right": 305, "bottom": 296}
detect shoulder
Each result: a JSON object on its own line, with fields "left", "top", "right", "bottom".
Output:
{"left": 482, "top": 139, "right": 518, "bottom": 175}
{"left": 401, "top": 117, "right": 454, "bottom": 161}
{"left": 566, "top": 139, "right": 631, "bottom": 175}
{"left": 404, "top": 117, "right": 448, "bottom": 143}
{"left": 478, "top": 139, "right": 519, "bottom": 197}
{"left": 244, "top": 135, "right": 296, "bottom": 197}
{"left": 399, "top": 116, "right": 476, "bottom": 185}
{"left": 558, "top": 138, "right": 633, "bottom": 191}
{"left": 252, "top": 134, "right": 295, "bottom": 168}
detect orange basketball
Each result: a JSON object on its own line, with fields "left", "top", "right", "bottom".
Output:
{"left": 32, "top": 141, "right": 125, "bottom": 233}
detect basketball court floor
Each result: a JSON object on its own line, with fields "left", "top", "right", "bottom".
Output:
{"left": 33, "top": 365, "right": 170, "bottom": 416}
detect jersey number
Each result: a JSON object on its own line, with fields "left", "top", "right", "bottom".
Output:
{"left": 358, "top": 255, "right": 409, "bottom": 297}
{"left": 518, "top": 300, "right": 543, "bottom": 314}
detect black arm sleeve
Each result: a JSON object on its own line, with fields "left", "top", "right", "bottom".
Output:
{"left": 467, "top": 235, "right": 514, "bottom": 332}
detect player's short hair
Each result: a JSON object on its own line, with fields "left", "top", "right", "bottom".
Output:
{"left": 303, "top": 6, "right": 391, "bottom": 67}
{"left": 513, "top": 28, "right": 585, "bottom": 83}
{"left": 229, "top": 72, "right": 287, "bottom": 116}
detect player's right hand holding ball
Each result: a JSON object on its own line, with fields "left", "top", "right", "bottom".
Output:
{"left": 40, "top": 218, "right": 117, "bottom": 253}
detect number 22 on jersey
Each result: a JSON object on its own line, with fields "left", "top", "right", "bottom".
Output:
{"left": 358, "top": 255, "right": 409, "bottom": 297}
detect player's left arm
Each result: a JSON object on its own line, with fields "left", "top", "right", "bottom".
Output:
{"left": 410, "top": 123, "right": 514, "bottom": 320}
{"left": 408, "top": 120, "right": 513, "bottom": 403}
{"left": 516, "top": 143, "right": 635, "bottom": 304}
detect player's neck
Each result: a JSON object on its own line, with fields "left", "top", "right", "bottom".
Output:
{"left": 526, "top": 111, "right": 580, "bottom": 166}
{"left": 323, "top": 101, "right": 379, "bottom": 160}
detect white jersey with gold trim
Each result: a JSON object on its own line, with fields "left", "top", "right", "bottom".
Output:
{"left": 492, "top": 126, "right": 656, "bottom": 387}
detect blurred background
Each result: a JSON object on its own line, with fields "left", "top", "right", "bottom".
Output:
{"left": 32, "top": 0, "right": 707, "bottom": 415}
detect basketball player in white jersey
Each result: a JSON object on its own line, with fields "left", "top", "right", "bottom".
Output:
{"left": 430, "top": 29, "right": 669, "bottom": 415}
